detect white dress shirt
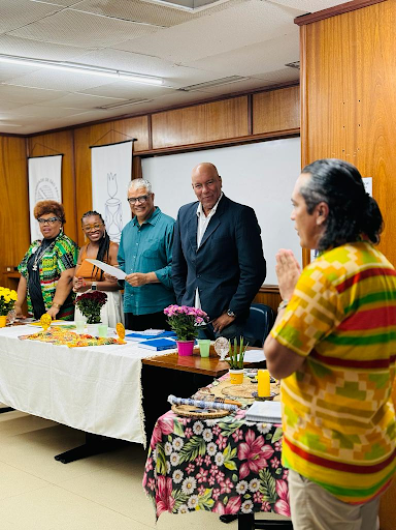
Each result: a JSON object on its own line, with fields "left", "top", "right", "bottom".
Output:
{"left": 195, "top": 193, "right": 224, "bottom": 309}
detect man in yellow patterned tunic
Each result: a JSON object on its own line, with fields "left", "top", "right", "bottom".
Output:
{"left": 265, "top": 159, "right": 396, "bottom": 530}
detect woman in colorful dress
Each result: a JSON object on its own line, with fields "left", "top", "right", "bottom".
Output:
{"left": 73, "top": 210, "right": 123, "bottom": 327}
{"left": 15, "top": 200, "right": 78, "bottom": 320}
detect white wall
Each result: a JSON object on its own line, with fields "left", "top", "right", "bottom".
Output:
{"left": 142, "top": 137, "right": 302, "bottom": 285}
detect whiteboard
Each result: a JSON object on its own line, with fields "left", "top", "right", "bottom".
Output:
{"left": 142, "top": 138, "right": 301, "bottom": 285}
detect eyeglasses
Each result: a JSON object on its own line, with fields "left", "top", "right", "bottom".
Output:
{"left": 82, "top": 223, "right": 103, "bottom": 233}
{"left": 37, "top": 217, "right": 60, "bottom": 224}
{"left": 127, "top": 195, "right": 149, "bottom": 205}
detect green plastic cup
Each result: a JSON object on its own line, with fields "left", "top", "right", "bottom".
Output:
{"left": 98, "top": 324, "right": 108, "bottom": 338}
{"left": 198, "top": 339, "right": 211, "bottom": 358}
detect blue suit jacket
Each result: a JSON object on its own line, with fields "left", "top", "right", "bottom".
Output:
{"left": 172, "top": 195, "right": 266, "bottom": 322}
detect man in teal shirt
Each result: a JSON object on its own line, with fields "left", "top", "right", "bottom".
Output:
{"left": 118, "top": 178, "right": 175, "bottom": 331}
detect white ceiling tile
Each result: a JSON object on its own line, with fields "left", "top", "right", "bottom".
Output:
{"left": 42, "top": 110, "right": 116, "bottom": 128}
{"left": 0, "top": 100, "right": 22, "bottom": 112}
{"left": 0, "top": 35, "right": 93, "bottom": 61}
{"left": 80, "top": 82, "right": 177, "bottom": 99}
{"left": 71, "top": 0, "right": 246, "bottom": 27}
{"left": 74, "top": 48, "right": 176, "bottom": 75}
{"left": 6, "top": 104, "right": 92, "bottom": 119}
{"left": 141, "top": 89, "right": 229, "bottom": 111}
{"left": 252, "top": 68, "right": 300, "bottom": 85}
{"left": 0, "top": 84, "right": 69, "bottom": 104}
{"left": 0, "top": 0, "right": 61, "bottom": 33}
{"left": 188, "top": 31, "right": 299, "bottom": 78}
{"left": 0, "top": 62, "right": 40, "bottom": 82}
{"left": 36, "top": 92, "right": 127, "bottom": 109}
{"left": 109, "top": 0, "right": 304, "bottom": 63}
{"left": 70, "top": 0, "right": 192, "bottom": 26}
{"left": 30, "top": 0, "right": 84, "bottom": 5}
{"left": 269, "top": 0, "right": 346, "bottom": 12}
{"left": 0, "top": 115, "right": 49, "bottom": 125}
{"left": 8, "top": 9, "right": 164, "bottom": 48}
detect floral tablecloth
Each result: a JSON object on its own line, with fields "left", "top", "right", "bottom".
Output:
{"left": 143, "top": 408, "right": 290, "bottom": 519}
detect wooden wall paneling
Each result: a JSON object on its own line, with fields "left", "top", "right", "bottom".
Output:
{"left": 151, "top": 97, "right": 249, "bottom": 149}
{"left": 132, "top": 156, "right": 143, "bottom": 180}
{"left": 254, "top": 287, "right": 281, "bottom": 314}
{"left": 253, "top": 87, "right": 300, "bottom": 135}
{"left": 73, "top": 116, "right": 150, "bottom": 246}
{"left": 0, "top": 136, "right": 29, "bottom": 288}
{"left": 300, "top": 0, "right": 396, "bottom": 266}
{"left": 28, "top": 130, "right": 77, "bottom": 243}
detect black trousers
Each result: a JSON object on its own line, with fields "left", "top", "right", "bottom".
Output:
{"left": 125, "top": 311, "right": 170, "bottom": 331}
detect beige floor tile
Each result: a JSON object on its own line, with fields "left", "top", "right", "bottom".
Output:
{"left": 0, "top": 410, "right": 58, "bottom": 439}
{"left": 0, "top": 424, "right": 112, "bottom": 484}
{"left": 0, "top": 461, "right": 51, "bottom": 500}
{"left": 0, "top": 520, "right": 26, "bottom": 530}
{"left": 57, "top": 453, "right": 151, "bottom": 520}
{"left": 0, "top": 485, "right": 155, "bottom": 530}
{"left": 57, "top": 456, "right": 238, "bottom": 530}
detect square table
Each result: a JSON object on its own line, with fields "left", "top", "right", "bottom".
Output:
{"left": 143, "top": 374, "right": 292, "bottom": 530}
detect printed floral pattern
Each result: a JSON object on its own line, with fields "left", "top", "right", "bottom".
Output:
{"left": 143, "top": 409, "right": 290, "bottom": 519}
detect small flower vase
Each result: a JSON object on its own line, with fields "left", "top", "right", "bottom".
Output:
{"left": 0, "top": 315, "right": 7, "bottom": 328}
{"left": 176, "top": 339, "right": 195, "bottom": 357}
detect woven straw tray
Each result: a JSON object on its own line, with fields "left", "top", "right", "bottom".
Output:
{"left": 171, "top": 404, "right": 230, "bottom": 419}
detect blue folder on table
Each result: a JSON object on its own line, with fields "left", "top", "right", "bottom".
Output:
{"left": 138, "top": 338, "right": 177, "bottom": 351}
{"left": 126, "top": 330, "right": 177, "bottom": 342}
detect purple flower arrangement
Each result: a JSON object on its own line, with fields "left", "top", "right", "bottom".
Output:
{"left": 164, "top": 305, "right": 209, "bottom": 341}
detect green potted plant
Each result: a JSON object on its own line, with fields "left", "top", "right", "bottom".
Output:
{"left": 225, "top": 337, "right": 247, "bottom": 384}
{"left": 164, "top": 305, "right": 209, "bottom": 356}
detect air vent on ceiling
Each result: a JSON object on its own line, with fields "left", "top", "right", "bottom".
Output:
{"left": 179, "top": 75, "right": 248, "bottom": 92}
{"left": 141, "top": 0, "right": 228, "bottom": 11}
{"left": 95, "top": 98, "right": 152, "bottom": 110}
{"left": 285, "top": 61, "right": 300, "bottom": 70}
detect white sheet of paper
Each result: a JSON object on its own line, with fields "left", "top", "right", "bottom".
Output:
{"left": 85, "top": 259, "right": 126, "bottom": 280}
{"left": 143, "top": 329, "right": 165, "bottom": 336}
{"left": 244, "top": 350, "right": 266, "bottom": 363}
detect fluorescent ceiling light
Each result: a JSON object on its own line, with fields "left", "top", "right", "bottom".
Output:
{"left": 0, "top": 54, "right": 164, "bottom": 87}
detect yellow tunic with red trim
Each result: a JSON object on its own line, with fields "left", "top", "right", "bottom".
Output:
{"left": 271, "top": 242, "right": 396, "bottom": 504}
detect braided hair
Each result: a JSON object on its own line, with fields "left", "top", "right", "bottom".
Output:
{"left": 81, "top": 211, "right": 110, "bottom": 280}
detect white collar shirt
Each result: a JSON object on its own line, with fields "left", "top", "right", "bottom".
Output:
{"left": 194, "top": 192, "right": 224, "bottom": 308}
{"left": 196, "top": 192, "right": 223, "bottom": 249}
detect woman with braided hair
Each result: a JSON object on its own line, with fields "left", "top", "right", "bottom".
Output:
{"left": 73, "top": 211, "right": 123, "bottom": 326}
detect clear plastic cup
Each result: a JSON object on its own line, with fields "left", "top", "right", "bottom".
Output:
{"left": 75, "top": 320, "right": 85, "bottom": 334}
{"left": 98, "top": 324, "right": 108, "bottom": 338}
{"left": 7, "top": 310, "right": 16, "bottom": 325}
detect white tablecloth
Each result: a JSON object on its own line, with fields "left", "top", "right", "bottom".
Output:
{"left": 0, "top": 326, "right": 174, "bottom": 446}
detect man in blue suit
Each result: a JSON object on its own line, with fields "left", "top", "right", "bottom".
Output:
{"left": 172, "top": 162, "right": 266, "bottom": 340}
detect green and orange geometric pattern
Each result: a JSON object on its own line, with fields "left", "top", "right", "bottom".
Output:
{"left": 272, "top": 242, "right": 396, "bottom": 503}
